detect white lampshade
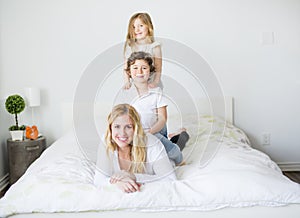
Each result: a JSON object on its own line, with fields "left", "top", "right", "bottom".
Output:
{"left": 25, "top": 87, "right": 40, "bottom": 107}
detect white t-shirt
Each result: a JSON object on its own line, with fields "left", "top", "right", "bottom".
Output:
{"left": 114, "top": 85, "right": 167, "bottom": 132}
{"left": 124, "top": 41, "right": 161, "bottom": 59}
{"left": 93, "top": 133, "right": 176, "bottom": 188}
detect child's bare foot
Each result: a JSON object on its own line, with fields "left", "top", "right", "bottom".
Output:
{"left": 168, "top": 128, "right": 186, "bottom": 139}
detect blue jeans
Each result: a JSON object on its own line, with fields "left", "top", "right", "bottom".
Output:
{"left": 154, "top": 125, "right": 183, "bottom": 165}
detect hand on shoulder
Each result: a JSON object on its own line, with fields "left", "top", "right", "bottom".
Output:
{"left": 148, "top": 81, "right": 159, "bottom": 88}
{"left": 123, "top": 81, "right": 132, "bottom": 89}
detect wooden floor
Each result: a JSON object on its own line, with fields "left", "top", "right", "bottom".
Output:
{"left": 0, "top": 185, "right": 10, "bottom": 199}
{"left": 283, "top": 171, "right": 300, "bottom": 184}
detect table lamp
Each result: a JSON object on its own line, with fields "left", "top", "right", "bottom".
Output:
{"left": 25, "top": 87, "right": 40, "bottom": 125}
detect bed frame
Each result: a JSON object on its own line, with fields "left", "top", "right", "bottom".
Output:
{"left": 10, "top": 204, "right": 300, "bottom": 218}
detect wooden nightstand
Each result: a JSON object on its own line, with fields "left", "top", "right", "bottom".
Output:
{"left": 7, "top": 136, "right": 46, "bottom": 185}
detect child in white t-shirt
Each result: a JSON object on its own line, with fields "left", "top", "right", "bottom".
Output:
{"left": 115, "top": 51, "right": 189, "bottom": 165}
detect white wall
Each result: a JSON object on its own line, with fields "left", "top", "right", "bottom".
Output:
{"left": 1, "top": 0, "right": 300, "bottom": 178}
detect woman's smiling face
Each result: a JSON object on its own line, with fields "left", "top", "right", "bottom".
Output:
{"left": 111, "top": 114, "right": 134, "bottom": 148}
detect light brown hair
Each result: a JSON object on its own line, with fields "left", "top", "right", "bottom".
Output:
{"left": 124, "top": 12, "right": 154, "bottom": 53}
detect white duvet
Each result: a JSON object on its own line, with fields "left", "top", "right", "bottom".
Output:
{"left": 1, "top": 116, "right": 300, "bottom": 217}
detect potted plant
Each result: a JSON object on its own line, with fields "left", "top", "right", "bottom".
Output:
{"left": 5, "top": 94, "right": 26, "bottom": 141}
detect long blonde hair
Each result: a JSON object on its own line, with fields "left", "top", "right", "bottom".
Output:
{"left": 124, "top": 12, "right": 154, "bottom": 53}
{"left": 105, "top": 104, "right": 147, "bottom": 173}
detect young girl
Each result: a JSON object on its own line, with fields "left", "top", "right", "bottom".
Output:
{"left": 123, "top": 12, "right": 162, "bottom": 89}
{"left": 93, "top": 104, "right": 176, "bottom": 193}
{"left": 116, "top": 51, "right": 189, "bottom": 166}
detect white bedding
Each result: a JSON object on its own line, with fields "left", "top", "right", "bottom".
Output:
{"left": 0, "top": 115, "right": 300, "bottom": 217}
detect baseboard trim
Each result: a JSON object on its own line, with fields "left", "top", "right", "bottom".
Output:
{"left": 0, "top": 173, "right": 9, "bottom": 192}
{"left": 277, "top": 162, "right": 300, "bottom": 171}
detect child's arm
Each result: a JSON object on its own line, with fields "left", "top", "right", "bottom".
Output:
{"left": 148, "top": 45, "right": 162, "bottom": 88}
{"left": 149, "top": 106, "right": 167, "bottom": 134}
{"left": 123, "top": 59, "right": 131, "bottom": 89}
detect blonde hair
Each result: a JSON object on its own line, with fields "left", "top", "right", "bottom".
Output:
{"left": 124, "top": 12, "right": 154, "bottom": 53}
{"left": 105, "top": 104, "right": 147, "bottom": 173}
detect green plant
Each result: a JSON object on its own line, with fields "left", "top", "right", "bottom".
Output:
{"left": 9, "top": 125, "right": 26, "bottom": 131}
{"left": 5, "top": 94, "right": 26, "bottom": 131}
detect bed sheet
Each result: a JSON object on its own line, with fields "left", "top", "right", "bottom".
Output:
{"left": 0, "top": 115, "right": 300, "bottom": 217}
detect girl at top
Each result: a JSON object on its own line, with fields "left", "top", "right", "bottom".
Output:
{"left": 93, "top": 104, "right": 176, "bottom": 193}
{"left": 115, "top": 51, "right": 190, "bottom": 166}
{"left": 123, "top": 12, "right": 162, "bottom": 89}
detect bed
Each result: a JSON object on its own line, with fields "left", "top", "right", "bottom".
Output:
{"left": 1, "top": 98, "right": 300, "bottom": 218}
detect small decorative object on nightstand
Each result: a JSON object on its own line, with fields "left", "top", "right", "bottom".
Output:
{"left": 7, "top": 136, "right": 46, "bottom": 185}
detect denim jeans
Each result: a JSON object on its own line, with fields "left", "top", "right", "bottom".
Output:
{"left": 154, "top": 125, "right": 183, "bottom": 165}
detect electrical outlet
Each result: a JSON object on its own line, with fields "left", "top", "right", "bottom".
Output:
{"left": 262, "top": 133, "right": 271, "bottom": 145}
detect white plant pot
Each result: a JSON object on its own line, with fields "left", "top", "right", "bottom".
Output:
{"left": 10, "top": 130, "right": 24, "bottom": 141}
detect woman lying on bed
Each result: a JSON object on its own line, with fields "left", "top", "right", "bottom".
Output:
{"left": 94, "top": 103, "right": 176, "bottom": 193}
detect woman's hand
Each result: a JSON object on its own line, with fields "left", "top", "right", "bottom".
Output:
{"left": 110, "top": 170, "right": 136, "bottom": 184}
{"left": 115, "top": 180, "right": 141, "bottom": 193}
{"left": 110, "top": 171, "right": 140, "bottom": 193}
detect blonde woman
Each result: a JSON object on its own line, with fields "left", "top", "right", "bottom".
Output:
{"left": 94, "top": 104, "right": 176, "bottom": 193}
{"left": 123, "top": 12, "right": 162, "bottom": 89}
